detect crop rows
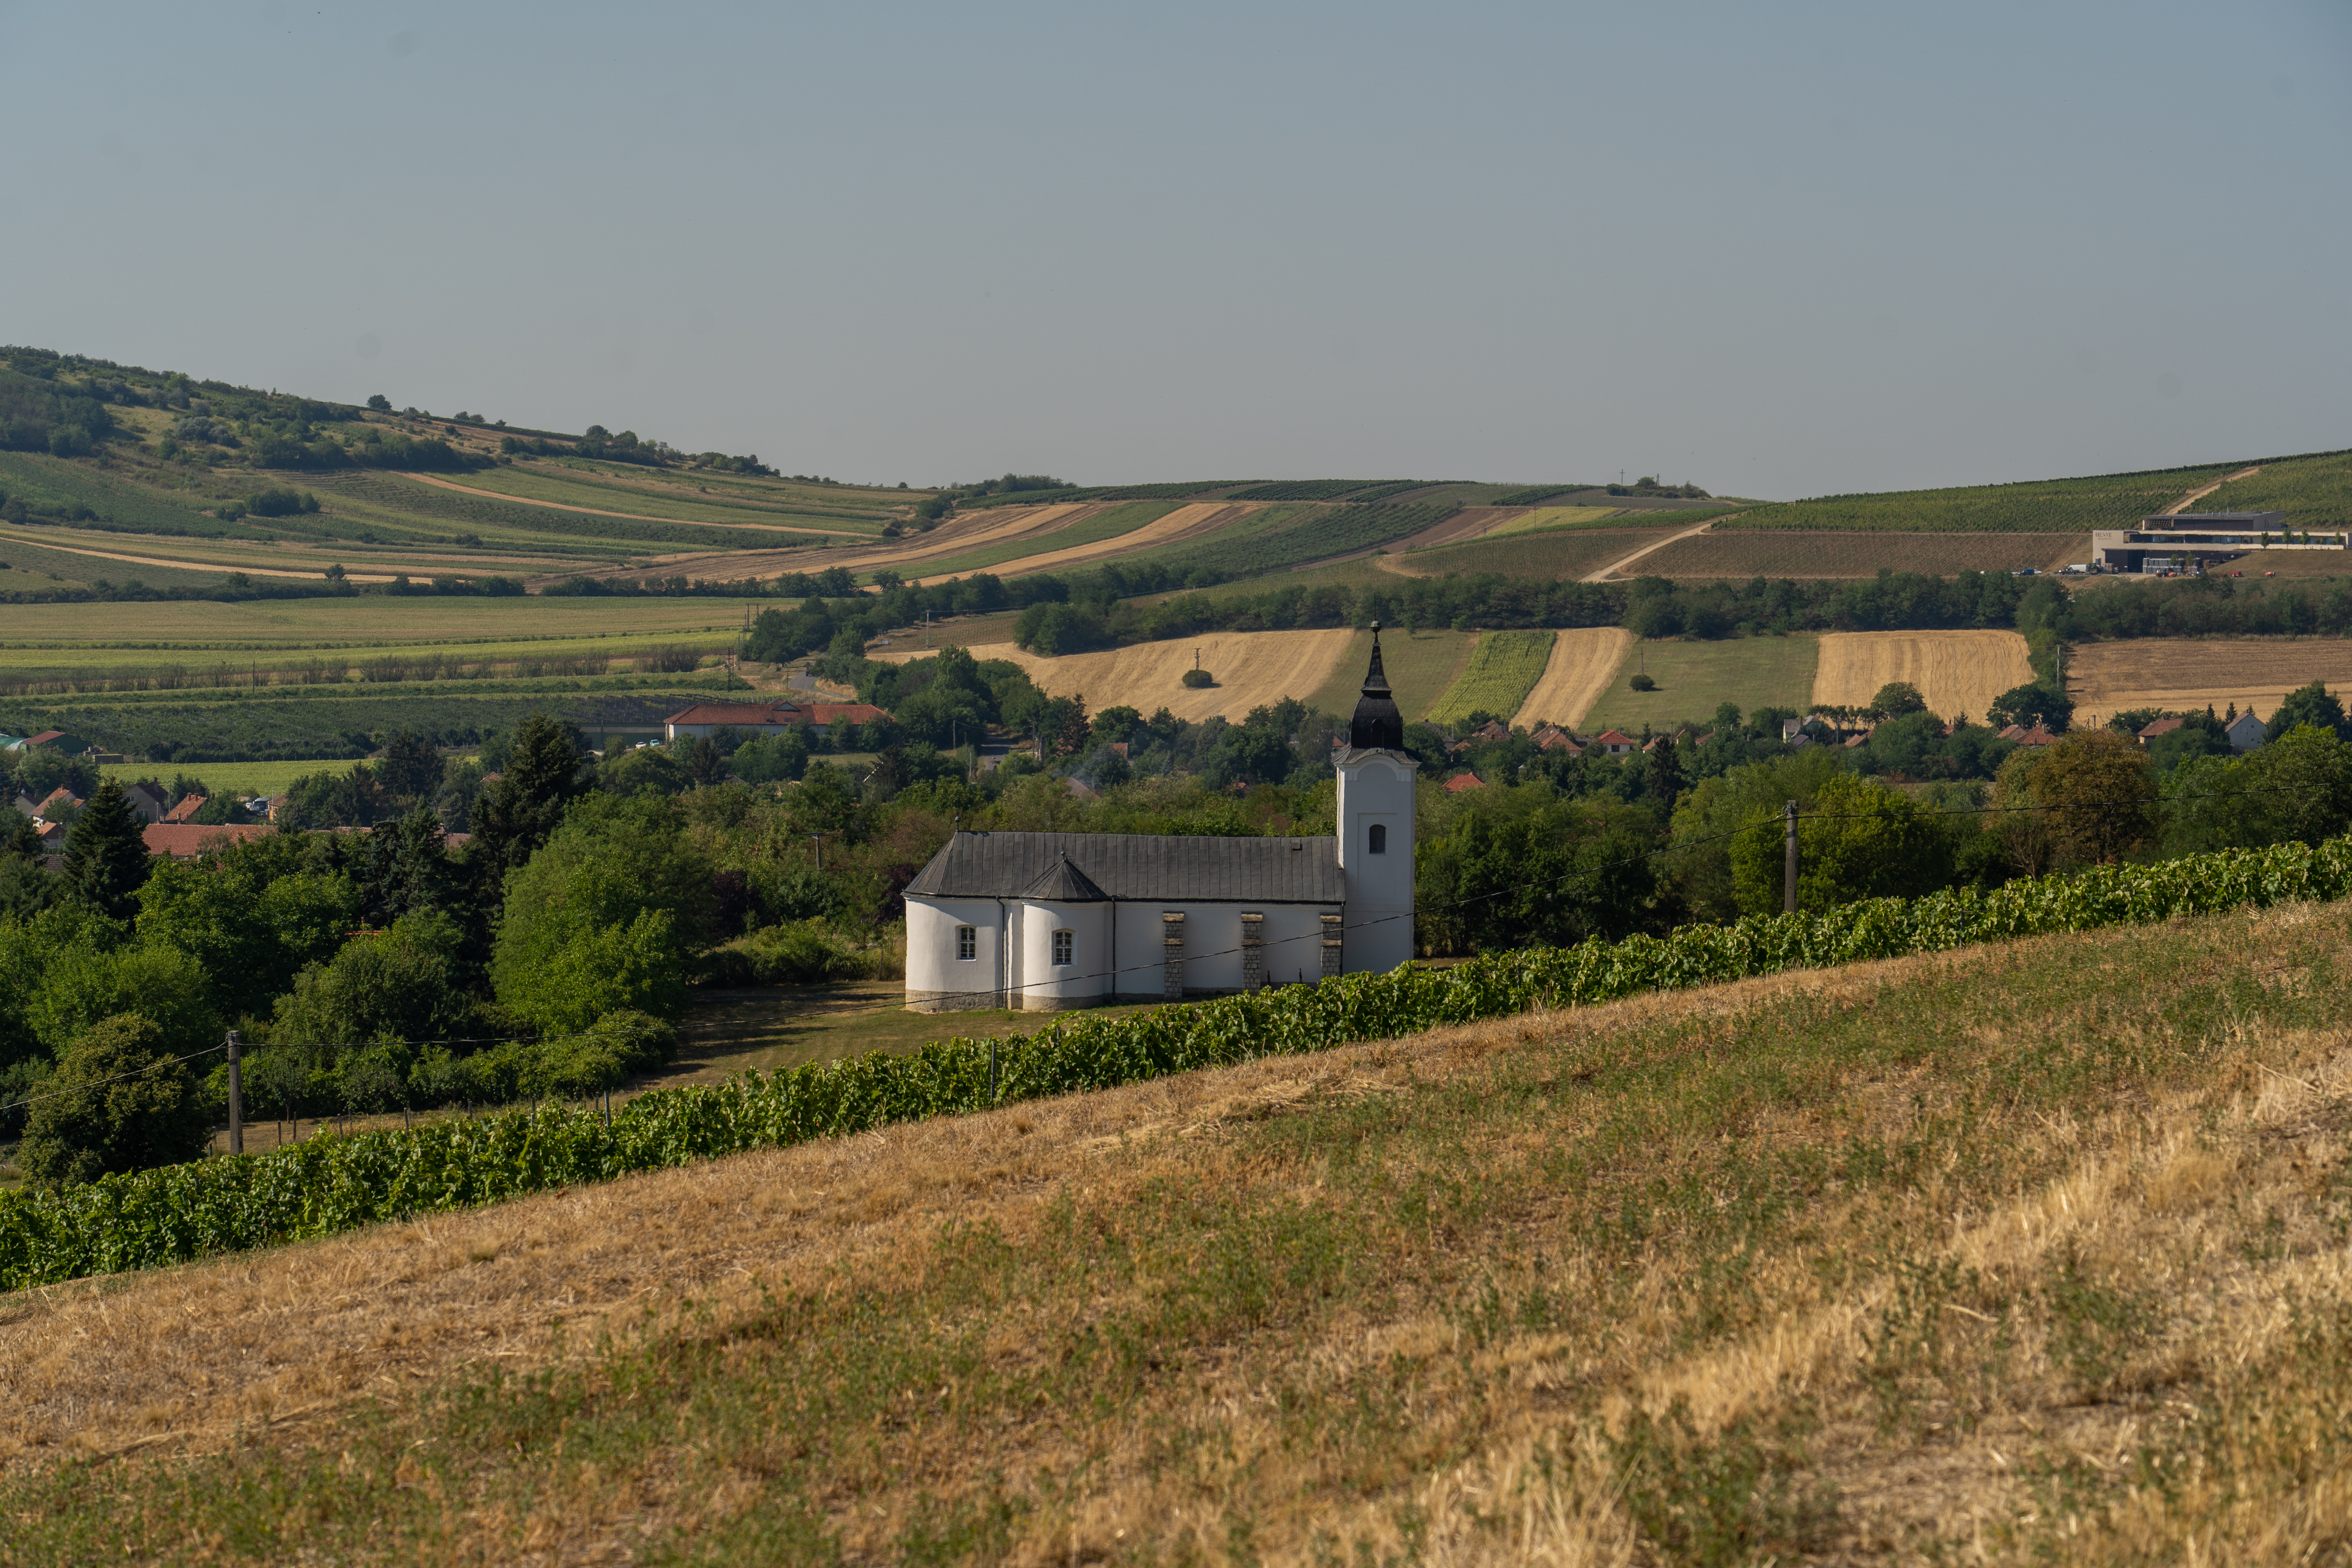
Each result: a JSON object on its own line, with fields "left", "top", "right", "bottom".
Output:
{"left": 5, "top": 833, "right": 2350, "bottom": 1294}
{"left": 1424, "top": 629, "right": 1556, "bottom": 726}
{"left": 1226, "top": 480, "right": 1404, "bottom": 502}
{"left": 1488, "top": 484, "right": 1588, "bottom": 507}
{"left": 1147, "top": 503, "right": 1461, "bottom": 579}
{"left": 2171, "top": 450, "right": 2352, "bottom": 530}
{"left": 1720, "top": 463, "right": 2260, "bottom": 534}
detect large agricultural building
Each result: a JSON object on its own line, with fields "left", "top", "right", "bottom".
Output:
{"left": 901, "top": 631, "right": 1419, "bottom": 1011}
{"left": 2091, "top": 510, "right": 2336, "bottom": 572}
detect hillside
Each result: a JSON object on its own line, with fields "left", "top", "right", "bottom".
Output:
{"left": 5, "top": 899, "right": 2347, "bottom": 1562}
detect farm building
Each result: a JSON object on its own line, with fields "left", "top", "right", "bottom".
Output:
{"left": 662, "top": 699, "right": 891, "bottom": 742}
{"left": 2090, "top": 511, "right": 2325, "bottom": 572}
{"left": 2227, "top": 712, "right": 2267, "bottom": 752}
{"left": 1593, "top": 730, "right": 1638, "bottom": 756}
{"left": 902, "top": 630, "right": 1419, "bottom": 1012}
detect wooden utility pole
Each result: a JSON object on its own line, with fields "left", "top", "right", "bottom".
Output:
{"left": 1784, "top": 801, "right": 1800, "bottom": 915}
{"left": 225, "top": 1030, "right": 243, "bottom": 1155}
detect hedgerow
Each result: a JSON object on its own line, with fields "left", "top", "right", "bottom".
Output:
{"left": 5, "top": 832, "right": 2349, "bottom": 1293}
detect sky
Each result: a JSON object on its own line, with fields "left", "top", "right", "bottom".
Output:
{"left": 2, "top": 0, "right": 2346, "bottom": 499}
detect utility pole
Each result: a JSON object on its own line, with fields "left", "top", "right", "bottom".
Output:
{"left": 1784, "top": 800, "right": 1800, "bottom": 915}
{"left": 225, "top": 1029, "right": 243, "bottom": 1155}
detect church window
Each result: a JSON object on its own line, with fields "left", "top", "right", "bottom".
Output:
{"left": 1053, "top": 929, "right": 1074, "bottom": 965}
{"left": 1368, "top": 824, "right": 1388, "bottom": 854}
{"left": 956, "top": 925, "right": 976, "bottom": 961}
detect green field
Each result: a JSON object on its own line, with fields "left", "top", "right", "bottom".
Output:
{"left": 1305, "top": 627, "right": 1475, "bottom": 720}
{"left": 1423, "top": 629, "right": 1555, "bottom": 726}
{"left": 1137, "top": 502, "right": 1460, "bottom": 579}
{"left": 1715, "top": 458, "right": 2300, "bottom": 534}
{"left": 1393, "top": 527, "right": 1677, "bottom": 581}
{"left": 894, "top": 499, "right": 1183, "bottom": 580}
{"left": 1581, "top": 632, "right": 1820, "bottom": 731}
{"left": 0, "top": 594, "right": 775, "bottom": 648}
{"left": 97, "top": 757, "right": 379, "bottom": 798}
{"left": 2177, "top": 450, "right": 2352, "bottom": 530}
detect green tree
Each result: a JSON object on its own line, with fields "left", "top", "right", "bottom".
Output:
{"left": 2267, "top": 681, "right": 2349, "bottom": 742}
{"left": 468, "top": 713, "right": 589, "bottom": 878}
{"left": 1730, "top": 773, "right": 1955, "bottom": 916}
{"left": 2009, "top": 729, "right": 2158, "bottom": 869}
{"left": 1871, "top": 681, "right": 1928, "bottom": 718}
{"left": 272, "top": 912, "right": 477, "bottom": 1053}
{"left": 1417, "top": 791, "right": 1661, "bottom": 954}
{"left": 493, "top": 910, "right": 686, "bottom": 1035}
{"left": 377, "top": 730, "right": 446, "bottom": 804}
{"left": 18, "top": 1013, "right": 211, "bottom": 1188}
{"left": 1666, "top": 748, "right": 1848, "bottom": 923}
{"left": 62, "top": 779, "right": 150, "bottom": 919}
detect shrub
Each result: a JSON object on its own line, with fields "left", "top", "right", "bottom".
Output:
{"left": 1181, "top": 668, "right": 1216, "bottom": 689}
{"left": 703, "top": 921, "right": 874, "bottom": 986}
{"left": 1630, "top": 673, "right": 1657, "bottom": 692}
{"left": 247, "top": 485, "right": 321, "bottom": 517}
{"left": 18, "top": 1014, "right": 210, "bottom": 1189}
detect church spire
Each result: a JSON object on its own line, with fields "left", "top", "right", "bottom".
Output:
{"left": 1347, "top": 621, "right": 1405, "bottom": 751}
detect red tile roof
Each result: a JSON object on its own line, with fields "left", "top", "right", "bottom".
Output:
{"left": 1443, "top": 772, "right": 1486, "bottom": 793}
{"left": 24, "top": 730, "right": 68, "bottom": 747}
{"left": 35, "top": 787, "right": 81, "bottom": 816}
{"left": 162, "top": 795, "right": 207, "bottom": 823}
{"left": 143, "top": 823, "right": 273, "bottom": 858}
{"left": 2137, "top": 717, "right": 2186, "bottom": 742}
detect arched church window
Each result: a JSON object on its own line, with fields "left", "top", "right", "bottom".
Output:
{"left": 1368, "top": 824, "right": 1388, "bottom": 854}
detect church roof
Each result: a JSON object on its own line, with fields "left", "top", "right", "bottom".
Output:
{"left": 907, "top": 831, "right": 1343, "bottom": 904}
{"left": 1018, "top": 853, "right": 1111, "bottom": 903}
{"left": 1347, "top": 623, "right": 1405, "bottom": 751}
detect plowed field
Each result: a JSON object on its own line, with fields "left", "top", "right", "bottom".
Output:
{"left": 2068, "top": 638, "right": 2352, "bottom": 727}
{"left": 1509, "top": 627, "right": 1631, "bottom": 729}
{"left": 889, "top": 630, "right": 1359, "bottom": 723}
{"left": 1812, "top": 630, "right": 2035, "bottom": 724}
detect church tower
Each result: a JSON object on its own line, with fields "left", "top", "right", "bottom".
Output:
{"left": 1334, "top": 622, "right": 1417, "bottom": 973}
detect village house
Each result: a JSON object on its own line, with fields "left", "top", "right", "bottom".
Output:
{"left": 120, "top": 781, "right": 169, "bottom": 825}
{"left": 902, "top": 629, "right": 1419, "bottom": 1011}
{"left": 2226, "top": 711, "right": 2267, "bottom": 752}
{"left": 662, "top": 699, "right": 892, "bottom": 742}
{"left": 142, "top": 823, "right": 274, "bottom": 860}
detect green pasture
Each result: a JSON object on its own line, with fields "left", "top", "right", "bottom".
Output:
{"left": 1581, "top": 633, "right": 1820, "bottom": 733}
{"left": 1424, "top": 630, "right": 1557, "bottom": 726}
{"left": 0, "top": 595, "right": 777, "bottom": 648}
{"left": 98, "top": 758, "right": 379, "bottom": 799}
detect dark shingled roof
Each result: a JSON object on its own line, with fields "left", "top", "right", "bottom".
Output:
{"left": 907, "top": 832, "right": 1342, "bottom": 904}
{"left": 1019, "top": 853, "right": 1110, "bottom": 903}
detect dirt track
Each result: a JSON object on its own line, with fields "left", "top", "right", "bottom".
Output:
{"left": 2068, "top": 637, "right": 2352, "bottom": 727}
{"left": 0, "top": 527, "right": 402, "bottom": 584}
{"left": 1582, "top": 518, "right": 1719, "bottom": 581}
{"left": 1812, "top": 630, "right": 2034, "bottom": 723}
{"left": 1510, "top": 627, "right": 1632, "bottom": 729}
{"left": 879, "top": 630, "right": 1357, "bottom": 723}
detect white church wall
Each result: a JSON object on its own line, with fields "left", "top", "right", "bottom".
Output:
{"left": 905, "top": 896, "right": 1007, "bottom": 1011}
{"left": 1338, "top": 749, "right": 1417, "bottom": 973}
{"left": 1016, "top": 900, "right": 1110, "bottom": 1010}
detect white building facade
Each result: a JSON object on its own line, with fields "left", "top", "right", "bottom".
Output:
{"left": 903, "top": 630, "right": 1419, "bottom": 1011}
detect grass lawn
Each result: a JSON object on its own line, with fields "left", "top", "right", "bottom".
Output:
{"left": 99, "top": 758, "right": 365, "bottom": 798}
{"left": 1581, "top": 632, "right": 1820, "bottom": 731}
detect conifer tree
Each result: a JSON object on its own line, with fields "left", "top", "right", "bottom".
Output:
{"left": 63, "top": 778, "right": 149, "bottom": 919}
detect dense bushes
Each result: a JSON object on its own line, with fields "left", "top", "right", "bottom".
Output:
{"left": 4, "top": 830, "right": 2349, "bottom": 1293}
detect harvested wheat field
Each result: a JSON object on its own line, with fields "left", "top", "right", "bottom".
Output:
{"left": 2068, "top": 637, "right": 2352, "bottom": 727}
{"left": 1813, "top": 629, "right": 2034, "bottom": 724}
{"left": 893, "top": 629, "right": 1358, "bottom": 722}
{"left": 9, "top": 903, "right": 2352, "bottom": 1563}
{"left": 1510, "top": 625, "right": 1632, "bottom": 729}
{"left": 918, "top": 501, "right": 1261, "bottom": 584}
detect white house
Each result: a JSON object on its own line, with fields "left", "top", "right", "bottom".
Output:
{"left": 902, "top": 629, "right": 1419, "bottom": 1011}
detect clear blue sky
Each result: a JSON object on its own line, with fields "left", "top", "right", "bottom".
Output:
{"left": 4, "top": 1, "right": 2345, "bottom": 498}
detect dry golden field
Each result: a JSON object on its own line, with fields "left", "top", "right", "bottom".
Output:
{"left": 1812, "top": 630, "right": 2036, "bottom": 723}
{"left": 10, "top": 904, "right": 2352, "bottom": 1563}
{"left": 1634, "top": 530, "right": 2087, "bottom": 580}
{"left": 2068, "top": 637, "right": 2352, "bottom": 727}
{"left": 1510, "top": 626, "right": 1632, "bottom": 728}
{"left": 894, "top": 630, "right": 1359, "bottom": 722}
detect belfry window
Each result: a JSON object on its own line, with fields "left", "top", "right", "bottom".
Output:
{"left": 1053, "top": 929, "right": 1074, "bottom": 965}
{"left": 1368, "top": 824, "right": 1388, "bottom": 854}
{"left": 956, "top": 925, "right": 976, "bottom": 961}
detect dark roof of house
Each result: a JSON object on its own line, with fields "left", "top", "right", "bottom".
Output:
{"left": 907, "top": 831, "right": 1343, "bottom": 905}
{"left": 1019, "top": 853, "right": 1110, "bottom": 902}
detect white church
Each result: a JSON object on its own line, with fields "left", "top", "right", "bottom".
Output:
{"left": 903, "top": 630, "right": 1419, "bottom": 1010}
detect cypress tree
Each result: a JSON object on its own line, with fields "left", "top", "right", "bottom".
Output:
{"left": 63, "top": 778, "right": 151, "bottom": 919}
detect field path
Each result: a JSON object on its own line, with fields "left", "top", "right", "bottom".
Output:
{"left": 2067, "top": 637, "right": 2352, "bottom": 728}
{"left": 877, "top": 630, "right": 1357, "bottom": 723}
{"left": 1581, "top": 517, "right": 1721, "bottom": 582}
{"left": 1812, "top": 630, "right": 2033, "bottom": 724}
{"left": 1510, "top": 628, "right": 1632, "bottom": 729}
{"left": 398, "top": 473, "right": 865, "bottom": 536}
{"left": 2160, "top": 465, "right": 2262, "bottom": 516}
{"left": 0, "top": 527, "right": 401, "bottom": 584}
{"left": 913, "top": 502, "right": 1265, "bottom": 586}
